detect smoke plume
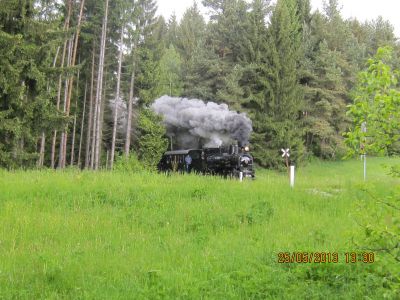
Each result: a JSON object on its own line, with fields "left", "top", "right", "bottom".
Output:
{"left": 151, "top": 96, "right": 252, "bottom": 149}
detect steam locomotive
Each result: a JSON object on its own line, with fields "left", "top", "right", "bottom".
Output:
{"left": 158, "top": 145, "right": 255, "bottom": 179}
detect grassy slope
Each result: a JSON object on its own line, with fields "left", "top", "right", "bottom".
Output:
{"left": 0, "top": 157, "right": 399, "bottom": 299}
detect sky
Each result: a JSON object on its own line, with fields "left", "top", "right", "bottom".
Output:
{"left": 156, "top": 0, "right": 400, "bottom": 38}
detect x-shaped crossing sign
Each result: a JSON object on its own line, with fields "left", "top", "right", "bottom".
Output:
{"left": 281, "top": 148, "right": 290, "bottom": 158}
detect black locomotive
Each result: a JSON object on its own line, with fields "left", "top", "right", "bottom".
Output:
{"left": 158, "top": 145, "right": 255, "bottom": 179}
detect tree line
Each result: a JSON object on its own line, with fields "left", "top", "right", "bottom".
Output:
{"left": 0, "top": 0, "right": 399, "bottom": 170}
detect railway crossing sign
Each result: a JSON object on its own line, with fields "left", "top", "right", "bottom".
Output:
{"left": 281, "top": 148, "right": 290, "bottom": 172}
{"left": 281, "top": 148, "right": 290, "bottom": 158}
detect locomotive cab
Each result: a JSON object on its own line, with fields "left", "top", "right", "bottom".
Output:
{"left": 158, "top": 149, "right": 203, "bottom": 173}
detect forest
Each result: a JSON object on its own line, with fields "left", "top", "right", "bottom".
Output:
{"left": 1, "top": 1, "right": 400, "bottom": 297}
{"left": 0, "top": 0, "right": 399, "bottom": 170}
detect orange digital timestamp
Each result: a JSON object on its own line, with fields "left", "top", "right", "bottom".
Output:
{"left": 277, "top": 252, "right": 376, "bottom": 264}
{"left": 344, "top": 252, "right": 375, "bottom": 263}
{"left": 277, "top": 252, "right": 339, "bottom": 264}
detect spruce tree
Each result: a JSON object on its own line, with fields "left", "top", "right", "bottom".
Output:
{"left": 0, "top": 0, "right": 59, "bottom": 168}
{"left": 252, "top": 0, "right": 305, "bottom": 168}
{"left": 155, "top": 45, "right": 183, "bottom": 97}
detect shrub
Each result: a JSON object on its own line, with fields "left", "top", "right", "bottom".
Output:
{"left": 114, "top": 153, "right": 144, "bottom": 173}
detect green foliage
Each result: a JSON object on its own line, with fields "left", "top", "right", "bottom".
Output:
{"left": 0, "top": 0, "right": 59, "bottom": 168}
{"left": 354, "top": 185, "right": 400, "bottom": 298}
{"left": 154, "top": 45, "right": 183, "bottom": 97}
{"left": 136, "top": 108, "right": 168, "bottom": 170}
{"left": 345, "top": 47, "right": 400, "bottom": 157}
{"left": 345, "top": 47, "right": 400, "bottom": 299}
{"left": 113, "top": 152, "right": 144, "bottom": 172}
{"left": 303, "top": 39, "right": 349, "bottom": 159}
{"left": 252, "top": 0, "right": 305, "bottom": 168}
{"left": 1, "top": 0, "right": 400, "bottom": 171}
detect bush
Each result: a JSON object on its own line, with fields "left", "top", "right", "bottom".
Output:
{"left": 355, "top": 167, "right": 400, "bottom": 298}
{"left": 114, "top": 153, "right": 144, "bottom": 173}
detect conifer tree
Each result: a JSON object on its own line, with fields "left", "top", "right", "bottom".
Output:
{"left": 0, "top": 0, "right": 59, "bottom": 168}
{"left": 252, "top": 0, "right": 305, "bottom": 168}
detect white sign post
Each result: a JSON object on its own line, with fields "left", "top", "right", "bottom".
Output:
{"left": 361, "top": 122, "right": 367, "bottom": 181}
{"left": 290, "top": 165, "right": 295, "bottom": 188}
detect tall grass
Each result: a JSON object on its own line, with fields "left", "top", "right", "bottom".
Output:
{"left": 0, "top": 157, "right": 398, "bottom": 299}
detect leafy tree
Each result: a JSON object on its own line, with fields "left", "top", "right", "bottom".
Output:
{"left": 345, "top": 47, "right": 400, "bottom": 298}
{"left": 345, "top": 47, "right": 400, "bottom": 156}
{"left": 136, "top": 108, "right": 168, "bottom": 170}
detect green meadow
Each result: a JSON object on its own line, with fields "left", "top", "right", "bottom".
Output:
{"left": 0, "top": 157, "right": 399, "bottom": 299}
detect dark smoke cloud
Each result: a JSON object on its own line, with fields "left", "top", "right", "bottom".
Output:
{"left": 151, "top": 96, "right": 252, "bottom": 149}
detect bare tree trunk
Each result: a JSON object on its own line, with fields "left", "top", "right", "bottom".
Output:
{"left": 125, "top": 60, "right": 135, "bottom": 158}
{"left": 91, "top": 40, "right": 102, "bottom": 169}
{"left": 94, "top": 0, "right": 109, "bottom": 170}
{"left": 59, "top": 37, "right": 73, "bottom": 168}
{"left": 110, "top": 26, "right": 124, "bottom": 169}
{"left": 51, "top": 62, "right": 64, "bottom": 168}
{"left": 58, "top": 0, "right": 74, "bottom": 169}
{"left": 90, "top": 44, "right": 97, "bottom": 169}
{"left": 106, "top": 149, "right": 110, "bottom": 170}
{"left": 86, "top": 46, "right": 96, "bottom": 169}
{"left": 39, "top": 46, "right": 60, "bottom": 168}
{"left": 62, "top": 0, "right": 86, "bottom": 164}
{"left": 98, "top": 69, "right": 107, "bottom": 169}
{"left": 37, "top": 132, "right": 46, "bottom": 168}
{"left": 78, "top": 80, "right": 88, "bottom": 168}
{"left": 51, "top": 2, "right": 71, "bottom": 169}
{"left": 70, "top": 69, "right": 80, "bottom": 166}
{"left": 65, "top": 0, "right": 85, "bottom": 116}
{"left": 70, "top": 115, "right": 77, "bottom": 165}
